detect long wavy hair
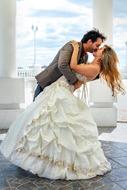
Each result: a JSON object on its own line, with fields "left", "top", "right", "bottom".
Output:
{"left": 100, "top": 45, "right": 125, "bottom": 96}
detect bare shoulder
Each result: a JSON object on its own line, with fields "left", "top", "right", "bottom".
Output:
{"left": 88, "top": 64, "right": 100, "bottom": 79}
{"left": 91, "top": 64, "right": 101, "bottom": 76}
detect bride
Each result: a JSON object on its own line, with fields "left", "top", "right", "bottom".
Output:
{"left": 0, "top": 41, "right": 124, "bottom": 180}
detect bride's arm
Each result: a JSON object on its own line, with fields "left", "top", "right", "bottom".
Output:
{"left": 70, "top": 42, "right": 101, "bottom": 79}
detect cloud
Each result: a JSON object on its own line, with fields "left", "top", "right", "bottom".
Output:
{"left": 17, "top": 0, "right": 92, "bottom": 17}
{"left": 113, "top": 0, "right": 127, "bottom": 18}
{"left": 16, "top": 0, "right": 93, "bottom": 66}
{"left": 16, "top": 0, "right": 127, "bottom": 68}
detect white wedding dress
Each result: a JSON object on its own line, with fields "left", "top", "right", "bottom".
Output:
{"left": 0, "top": 74, "right": 111, "bottom": 180}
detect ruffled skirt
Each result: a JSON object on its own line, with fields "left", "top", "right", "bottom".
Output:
{"left": 0, "top": 77, "right": 111, "bottom": 180}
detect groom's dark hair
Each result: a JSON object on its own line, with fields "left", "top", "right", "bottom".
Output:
{"left": 81, "top": 28, "right": 106, "bottom": 43}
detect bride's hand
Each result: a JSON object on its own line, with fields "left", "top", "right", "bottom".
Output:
{"left": 70, "top": 41, "right": 79, "bottom": 49}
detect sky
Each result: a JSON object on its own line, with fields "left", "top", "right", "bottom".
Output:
{"left": 16, "top": 0, "right": 127, "bottom": 68}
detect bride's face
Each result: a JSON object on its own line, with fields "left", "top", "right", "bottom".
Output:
{"left": 92, "top": 47, "right": 105, "bottom": 57}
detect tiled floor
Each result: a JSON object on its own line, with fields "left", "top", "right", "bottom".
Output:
{"left": 1, "top": 127, "right": 127, "bottom": 190}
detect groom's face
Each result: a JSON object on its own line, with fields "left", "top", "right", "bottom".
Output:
{"left": 88, "top": 38, "right": 103, "bottom": 53}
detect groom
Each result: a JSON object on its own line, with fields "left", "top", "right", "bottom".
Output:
{"left": 33, "top": 29, "right": 106, "bottom": 100}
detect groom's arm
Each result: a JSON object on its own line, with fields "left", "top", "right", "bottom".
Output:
{"left": 58, "top": 42, "right": 78, "bottom": 85}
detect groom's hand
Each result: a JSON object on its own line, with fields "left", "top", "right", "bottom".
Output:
{"left": 74, "top": 80, "right": 83, "bottom": 90}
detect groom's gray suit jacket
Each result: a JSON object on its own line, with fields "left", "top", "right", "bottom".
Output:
{"left": 35, "top": 41, "right": 88, "bottom": 90}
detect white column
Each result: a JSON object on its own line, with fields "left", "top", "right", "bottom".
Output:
{"left": 88, "top": 0, "right": 117, "bottom": 127}
{"left": 93, "top": 0, "right": 113, "bottom": 45}
{"left": 0, "top": 0, "right": 25, "bottom": 129}
{"left": 0, "top": 0, "right": 16, "bottom": 77}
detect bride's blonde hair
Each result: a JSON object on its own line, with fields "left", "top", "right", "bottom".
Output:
{"left": 100, "top": 45, "right": 125, "bottom": 96}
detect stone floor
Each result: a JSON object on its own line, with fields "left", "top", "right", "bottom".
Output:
{"left": 1, "top": 127, "right": 127, "bottom": 190}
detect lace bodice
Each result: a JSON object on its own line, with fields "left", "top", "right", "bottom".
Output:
{"left": 56, "top": 73, "right": 88, "bottom": 93}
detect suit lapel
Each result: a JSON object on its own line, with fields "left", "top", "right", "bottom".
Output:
{"left": 77, "top": 42, "right": 83, "bottom": 63}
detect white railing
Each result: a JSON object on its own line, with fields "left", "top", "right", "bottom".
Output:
{"left": 17, "top": 66, "right": 46, "bottom": 78}
{"left": 17, "top": 69, "right": 35, "bottom": 78}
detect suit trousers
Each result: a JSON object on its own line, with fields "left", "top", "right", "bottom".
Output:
{"left": 33, "top": 84, "right": 43, "bottom": 101}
